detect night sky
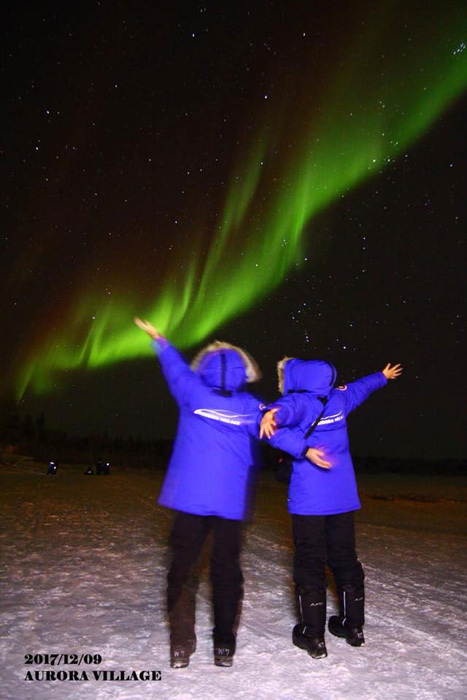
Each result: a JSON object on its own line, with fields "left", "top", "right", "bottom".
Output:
{"left": 2, "top": 1, "right": 466, "bottom": 459}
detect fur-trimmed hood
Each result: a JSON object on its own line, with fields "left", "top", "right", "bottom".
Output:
{"left": 191, "top": 341, "right": 261, "bottom": 391}
{"left": 278, "top": 357, "right": 337, "bottom": 397}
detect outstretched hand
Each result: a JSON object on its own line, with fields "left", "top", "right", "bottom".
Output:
{"left": 134, "top": 317, "right": 163, "bottom": 339}
{"left": 259, "top": 409, "right": 279, "bottom": 439}
{"left": 382, "top": 363, "right": 403, "bottom": 380}
{"left": 306, "top": 447, "right": 331, "bottom": 469}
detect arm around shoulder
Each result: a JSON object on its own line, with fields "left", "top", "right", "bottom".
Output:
{"left": 263, "top": 394, "right": 308, "bottom": 430}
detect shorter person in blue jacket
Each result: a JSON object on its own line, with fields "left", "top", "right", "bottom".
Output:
{"left": 135, "top": 318, "right": 320, "bottom": 669}
{"left": 260, "top": 358, "right": 402, "bottom": 659}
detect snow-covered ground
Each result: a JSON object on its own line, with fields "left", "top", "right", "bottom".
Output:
{"left": 1, "top": 462, "right": 466, "bottom": 700}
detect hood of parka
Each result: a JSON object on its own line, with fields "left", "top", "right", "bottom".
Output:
{"left": 278, "top": 358, "right": 337, "bottom": 397}
{"left": 191, "top": 341, "right": 261, "bottom": 392}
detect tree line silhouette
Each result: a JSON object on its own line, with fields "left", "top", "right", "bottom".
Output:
{"left": 0, "top": 400, "right": 465, "bottom": 475}
{"left": 0, "top": 401, "right": 172, "bottom": 470}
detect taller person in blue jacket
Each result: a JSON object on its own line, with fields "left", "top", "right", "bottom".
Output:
{"left": 134, "top": 318, "right": 325, "bottom": 669}
{"left": 260, "top": 358, "right": 402, "bottom": 659}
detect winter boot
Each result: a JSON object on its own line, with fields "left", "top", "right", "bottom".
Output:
{"left": 328, "top": 585, "right": 365, "bottom": 647}
{"left": 293, "top": 586, "right": 327, "bottom": 659}
{"left": 170, "top": 639, "right": 196, "bottom": 669}
{"left": 213, "top": 639, "right": 236, "bottom": 667}
{"left": 292, "top": 624, "right": 327, "bottom": 659}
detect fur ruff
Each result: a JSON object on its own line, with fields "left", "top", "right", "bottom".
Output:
{"left": 277, "top": 357, "right": 293, "bottom": 394}
{"left": 191, "top": 341, "right": 261, "bottom": 383}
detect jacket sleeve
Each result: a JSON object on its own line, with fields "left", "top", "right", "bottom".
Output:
{"left": 151, "top": 338, "right": 200, "bottom": 406}
{"left": 247, "top": 403, "right": 308, "bottom": 458}
{"left": 266, "top": 427, "right": 308, "bottom": 459}
{"left": 339, "top": 372, "right": 387, "bottom": 415}
{"left": 266, "top": 394, "right": 309, "bottom": 428}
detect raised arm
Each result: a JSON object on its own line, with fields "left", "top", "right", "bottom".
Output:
{"left": 381, "top": 363, "right": 403, "bottom": 380}
{"left": 341, "top": 362, "right": 403, "bottom": 415}
{"left": 134, "top": 317, "right": 199, "bottom": 405}
{"left": 134, "top": 317, "right": 164, "bottom": 339}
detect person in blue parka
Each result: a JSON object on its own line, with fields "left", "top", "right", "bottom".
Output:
{"left": 260, "top": 357, "right": 402, "bottom": 659}
{"left": 134, "top": 318, "right": 321, "bottom": 669}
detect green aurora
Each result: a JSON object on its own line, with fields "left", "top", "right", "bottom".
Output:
{"left": 16, "top": 5, "right": 467, "bottom": 397}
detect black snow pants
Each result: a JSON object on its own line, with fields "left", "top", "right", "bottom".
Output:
{"left": 292, "top": 512, "right": 365, "bottom": 635}
{"left": 167, "top": 512, "right": 243, "bottom": 647}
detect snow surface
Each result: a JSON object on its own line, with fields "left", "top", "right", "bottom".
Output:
{"left": 1, "top": 463, "right": 466, "bottom": 700}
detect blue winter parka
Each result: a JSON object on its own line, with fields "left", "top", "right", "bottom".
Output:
{"left": 152, "top": 339, "right": 309, "bottom": 521}
{"left": 268, "top": 359, "right": 388, "bottom": 516}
